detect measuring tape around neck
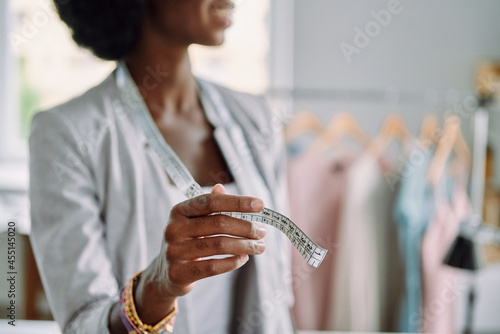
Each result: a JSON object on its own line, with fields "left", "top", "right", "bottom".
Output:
{"left": 115, "top": 63, "right": 327, "bottom": 268}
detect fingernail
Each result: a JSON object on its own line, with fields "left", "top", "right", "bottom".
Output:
{"left": 251, "top": 199, "right": 264, "bottom": 210}
{"left": 255, "top": 240, "right": 266, "bottom": 253}
{"left": 256, "top": 224, "right": 266, "bottom": 238}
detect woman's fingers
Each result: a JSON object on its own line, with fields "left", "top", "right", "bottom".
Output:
{"left": 172, "top": 193, "right": 264, "bottom": 218}
{"left": 167, "top": 236, "right": 266, "bottom": 261}
{"left": 186, "top": 214, "right": 267, "bottom": 239}
{"left": 211, "top": 183, "right": 227, "bottom": 195}
{"left": 160, "top": 186, "right": 267, "bottom": 291}
{"left": 168, "top": 255, "right": 250, "bottom": 285}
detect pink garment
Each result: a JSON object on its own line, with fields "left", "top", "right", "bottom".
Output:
{"left": 288, "top": 149, "right": 357, "bottom": 330}
{"left": 420, "top": 178, "right": 470, "bottom": 333}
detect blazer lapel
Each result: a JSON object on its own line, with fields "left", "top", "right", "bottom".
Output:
{"left": 210, "top": 86, "right": 279, "bottom": 210}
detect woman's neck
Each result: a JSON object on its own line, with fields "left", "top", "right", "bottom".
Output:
{"left": 124, "top": 23, "right": 198, "bottom": 116}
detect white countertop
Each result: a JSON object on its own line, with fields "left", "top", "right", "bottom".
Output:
{"left": 0, "top": 320, "right": 61, "bottom": 334}
{"left": 0, "top": 320, "right": 416, "bottom": 334}
{"left": 0, "top": 161, "right": 29, "bottom": 193}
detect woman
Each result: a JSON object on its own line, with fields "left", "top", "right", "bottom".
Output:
{"left": 29, "top": 0, "right": 294, "bottom": 333}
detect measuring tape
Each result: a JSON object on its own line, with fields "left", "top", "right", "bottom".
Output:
{"left": 116, "top": 63, "right": 327, "bottom": 268}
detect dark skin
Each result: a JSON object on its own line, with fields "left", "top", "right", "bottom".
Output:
{"left": 108, "top": 0, "right": 266, "bottom": 332}
{"left": 152, "top": 98, "right": 233, "bottom": 185}
{"left": 125, "top": 0, "right": 234, "bottom": 186}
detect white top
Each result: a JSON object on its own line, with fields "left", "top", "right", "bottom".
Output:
{"left": 164, "top": 181, "right": 239, "bottom": 333}
{"left": 328, "top": 152, "right": 404, "bottom": 331}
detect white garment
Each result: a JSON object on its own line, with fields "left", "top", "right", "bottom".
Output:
{"left": 328, "top": 152, "right": 404, "bottom": 331}
{"left": 164, "top": 182, "right": 239, "bottom": 334}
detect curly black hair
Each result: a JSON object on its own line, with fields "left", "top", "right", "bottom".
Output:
{"left": 53, "top": 0, "right": 147, "bottom": 60}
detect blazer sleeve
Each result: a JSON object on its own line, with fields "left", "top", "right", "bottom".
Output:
{"left": 29, "top": 110, "right": 118, "bottom": 333}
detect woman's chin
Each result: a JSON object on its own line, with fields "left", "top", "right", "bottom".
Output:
{"left": 212, "top": 32, "right": 226, "bottom": 46}
{"left": 195, "top": 31, "right": 226, "bottom": 47}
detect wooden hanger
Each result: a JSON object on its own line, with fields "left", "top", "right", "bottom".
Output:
{"left": 370, "top": 114, "right": 411, "bottom": 156}
{"left": 284, "top": 110, "right": 323, "bottom": 144}
{"left": 418, "top": 114, "right": 440, "bottom": 148}
{"left": 476, "top": 62, "right": 500, "bottom": 99}
{"left": 451, "top": 120, "right": 472, "bottom": 176}
{"left": 427, "top": 115, "right": 471, "bottom": 185}
{"left": 307, "top": 112, "right": 371, "bottom": 156}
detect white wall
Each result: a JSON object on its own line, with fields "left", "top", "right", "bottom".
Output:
{"left": 283, "top": 0, "right": 500, "bottom": 332}
{"left": 293, "top": 0, "right": 500, "bottom": 91}
{"left": 290, "top": 0, "right": 500, "bottom": 184}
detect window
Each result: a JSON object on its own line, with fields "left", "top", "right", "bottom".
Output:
{"left": 1, "top": 0, "right": 270, "bottom": 162}
{"left": 3, "top": 0, "right": 115, "bottom": 161}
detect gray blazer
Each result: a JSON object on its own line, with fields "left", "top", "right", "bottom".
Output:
{"left": 29, "top": 69, "right": 295, "bottom": 334}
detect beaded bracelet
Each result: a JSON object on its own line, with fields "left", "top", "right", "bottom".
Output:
{"left": 119, "top": 271, "right": 178, "bottom": 334}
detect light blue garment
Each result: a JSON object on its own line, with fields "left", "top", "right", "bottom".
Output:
{"left": 393, "top": 148, "right": 435, "bottom": 332}
{"left": 286, "top": 132, "right": 316, "bottom": 158}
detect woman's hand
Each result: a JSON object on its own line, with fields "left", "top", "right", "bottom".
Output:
{"left": 134, "top": 184, "right": 267, "bottom": 324}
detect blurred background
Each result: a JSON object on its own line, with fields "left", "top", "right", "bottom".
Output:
{"left": 1, "top": 0, "right": 500, "bottom": 333}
